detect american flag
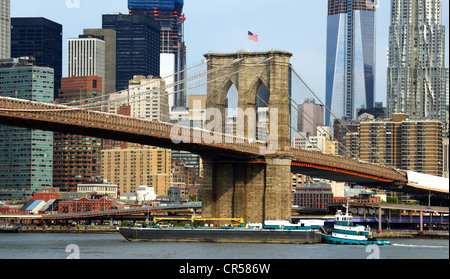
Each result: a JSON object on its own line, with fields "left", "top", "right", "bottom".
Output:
{"left": 248, "top": 31, "right": 258, "bottom": 42}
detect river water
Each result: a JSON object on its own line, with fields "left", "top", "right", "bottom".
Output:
{"left": 0, "top": 233, "right": 447, "bottom": 259}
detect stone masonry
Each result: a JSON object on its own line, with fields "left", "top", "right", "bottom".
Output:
{"left": 201, "top": 51, "right": 293, "bottom": 223}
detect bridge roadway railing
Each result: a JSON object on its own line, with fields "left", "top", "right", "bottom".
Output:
{"left": 0, "top": 97, "right": 265, "bottom": 157}
{"left": 291, "top": 147, "right": 407, "bottom": 183}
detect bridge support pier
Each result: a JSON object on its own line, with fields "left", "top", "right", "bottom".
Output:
{"left": 201, "top": 158, "right": 292, "bottom": 224}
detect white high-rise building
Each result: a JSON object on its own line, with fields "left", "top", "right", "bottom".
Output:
{"left": 67, "top": 37, "right": 106, "bottom": 93}
{"left": 108, "top": 75, "right": 169, "bottom": 123}
{"left": 160, "top": 53, "right": 175, "bottom": 111}
{"left": 0, "top": 0, "right": 10, "bottom": 59}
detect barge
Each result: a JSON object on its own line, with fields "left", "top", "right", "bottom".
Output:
{"left": 119, "top": 227, "right": 321, "bottom": 244}
{"left": 119, "top": 218, "right": 323, "bottom": 244}
{"left": 0, "top": 224, "right": 19, "bottom": 233}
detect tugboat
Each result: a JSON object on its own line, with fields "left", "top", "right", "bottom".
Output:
{"left": 321, "top": 203, "right": 390, "bottom": 245}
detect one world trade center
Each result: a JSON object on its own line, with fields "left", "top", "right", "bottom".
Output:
{"left": 325, "top": 0, "right": 376, "bottom": 126}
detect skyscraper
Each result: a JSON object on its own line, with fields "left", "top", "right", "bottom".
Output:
{"left": 0, "top": 57, "right": 54, "bottom": 201}
{"left": 11, "top": 17, "right": 62, "bottom": 99}
{"left": 387, "top": 0, "right": 448, "bottom": 136}
{"left": 107, "top": 75, "right": 170, "bottom": 122}
{"left": 102, "top": 14, "right": 161, "bottom": 92}
{"left": 128, "top": 0, "right": 187, "bottom": 109}
{"left": 67, "top": 36, "right": 106, "bottom": 93}
{"left": 297, "top": 98, "right": 324, "bottom": 137}
{"left": 325, "top": 0, "right": 376, "bottom": 126}
{"left": 0, "top": 0, "right": 10, "bottom": 59}
{"left": 83, "top": 29, "right": 117, "bottom": 96}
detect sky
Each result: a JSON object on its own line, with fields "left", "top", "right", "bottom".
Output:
{"left": 11, "top": 0, "right": 450, "bottom": 104}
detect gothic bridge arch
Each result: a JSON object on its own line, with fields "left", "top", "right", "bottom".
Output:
{"left": 201, "top": 51, "right": 294, "bottom": 222}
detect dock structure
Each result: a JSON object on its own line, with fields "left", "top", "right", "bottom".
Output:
{"left": 327, "top": 203, "right": 449, "bottom": 235}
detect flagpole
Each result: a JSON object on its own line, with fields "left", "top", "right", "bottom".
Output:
{"left": 247, "top": 31, "right": 258, "bottom": 52}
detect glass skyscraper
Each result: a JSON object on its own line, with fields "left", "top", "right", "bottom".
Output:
{"left": 11, "top": 17, "right": 62, "bottom": 99}
{"left": 387, "top": 0, "right": 448, "bottom": 136}
{"left": 102, "top": 14, "right": 161, "bottom": 92}
{"left": 128, "top": 0, "right": 187, "bottom": 109}
{"left": 325, "top": 0, "right": 376, "bottom": 126}
{"left": 0, "top": 57, "right": 54, "bottom": 201}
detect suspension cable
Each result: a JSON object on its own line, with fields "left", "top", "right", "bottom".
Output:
{"left": 289, "top": 65, "right": 399, "bottom": 170}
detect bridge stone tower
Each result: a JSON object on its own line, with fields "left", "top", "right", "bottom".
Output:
{"left": 201, "top": 51, "right": 293, "bottom": 223}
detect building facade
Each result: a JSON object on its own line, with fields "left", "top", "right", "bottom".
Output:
{"left": 0, "top": 0, "right": 10, "bottom": 59}
{"left": 128, "top": 0, "right": 187, "bottom": 109}
{"left": 401, "top": 120, "right": 443, "bottom": 176}
{"left": 11, "top": 17, "right": 62, "bottom": 99}
{"left": 108, "top": 75, "right": 169, "bottom": 122}
{"left": 77, "top": 182, "right": 118, "bottom": 199}
{"left": 102, "top": 144, "right": 172, "bottom": 196}
{"left": 58, "top": 196, "right": 111, "bottom": 214}
{"left": 102, "top": 14, "right": 160, "bottom": 92}
{"left": 357, "top": 113, "right": 443, "bottom": 176}
{"left": 387, "top": 0, "right": 448, "bottom": 136}
{"left": 83, "top": 29, "right": 117, "bottom": 97}
{"left": 297, "top": 98, "right": 324, "bottom": 137}
{"left": 333, "top": 118, "right": 359, "bottom": 155}
{"left": 325, "top": 0, "right": 376, "bottom": 126}
{"left": 293, "top": 183, "right": 334, "bottom": 210}
{"left": 67, "top": 37, "right": 106, "bottom": 94}
{"left": 53, "top": 76, "right": 103, "bottom": 192}
{"left": 0, "top": 58, "right": 54, "bottom": 200}
{"left": 443, "top": 137, "right": 449, "bottom": 178}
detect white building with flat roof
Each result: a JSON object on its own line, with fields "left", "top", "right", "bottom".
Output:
{"left": 68, "top": 37, "right": 105, "bottom": 93}
{"left": 77, "top": 182, "right": 118, "bottom": 199}
{"left": 136, "top": 186, "right": 157, "bottom": 204}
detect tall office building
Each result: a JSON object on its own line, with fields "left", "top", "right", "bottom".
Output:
{"left": 108, "top": 75, "right": 170, "bottom": 122}
{"left": 297, "top": 98, "right": 324, "bottom": 137}
{"left": 83, "top": 29, "right": 117, "bottom": 96}
{"left": 67, "top": 36, "right": 106, "bottom": 94}
{"left": 54, "top": 76, "right": 102, "bottom": 192}
{"left": 0, "top": 0, "right": 10, "bottom": 59}
{"left": 128, "top": 0, "right": 187, "bottom": 109}
{"left": 325, "top": 0, "right": 376, "bottom": 126}
{"left": 0, "top": 57, "right": 54, "bottom": 201}
{"left": 387, "top": 0, "right": 448, "bottom": 136}
{"left": 11, "top": 18, "right": 62, "bottom": 99}
{"left": 102, "top": 14, "right": 160, "bottom": 92}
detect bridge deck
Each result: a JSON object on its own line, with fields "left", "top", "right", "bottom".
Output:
{"left": 0, "top": 96, "right": 433, "bottom": 189}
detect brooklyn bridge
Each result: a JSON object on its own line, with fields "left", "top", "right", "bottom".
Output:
{"left": 0, "top": 51, "right": 447, "bottom": 223}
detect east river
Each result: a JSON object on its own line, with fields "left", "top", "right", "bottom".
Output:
{"left": 0, "top": 233, "right": 447, "bottom": 259}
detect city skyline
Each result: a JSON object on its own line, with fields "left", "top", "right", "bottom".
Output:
{"left": 9, "top": 0, "right": 449, "bottom": 106}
